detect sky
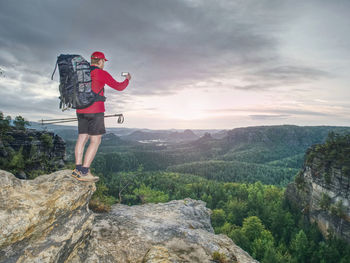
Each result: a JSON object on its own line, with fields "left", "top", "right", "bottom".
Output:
{"left": 0, "top": 0, "right": 350, "bottom": 130}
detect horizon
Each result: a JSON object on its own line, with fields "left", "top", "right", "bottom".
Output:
{"left": 1, "top": 0, "right": 350, "bottom": 129}
{"left": 25, "top": 119, "right": 350, "bottom": 133}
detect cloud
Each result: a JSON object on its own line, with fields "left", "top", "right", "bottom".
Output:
{"left": 208, "top": 107, "right": 332, "bottom": 117}
{"left": 0, "top": 0, "right": 348, "bottom": 128}
{"left": 232, "top": 84, "right": 270, "bottom": 91}
{"left": 253, "top": 65, "right": 331, "bottom": 83}
{"left": 0, "top": 0, "right": 304, "bottom": 97}
{"left": 249, "top": 114, "right": 290, "bottom": 120}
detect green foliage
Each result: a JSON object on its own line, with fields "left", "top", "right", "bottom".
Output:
{"left": 330, "top": 200, "right": 346, "bottom": 219}
{"left": 13, "top": 115, "right": 30, "bottom": 130}
{"left": 40, "top": 133, "right": 53, "bottom": 148}
{"left": 0, "top": 112, "right": 11, "bottom": 137}
{"left": 295, "top": 170, "right": 305, "bottom": 190}
{"left": 319, "top": 193, "right": 332, "bottom": 210}
{"left": 27, "top": 169, "right": 46, "bottom": 180}
{"left": 9, "top": 146, "right": 25, "bottom": 170}
{"left": 342, "top": 166, "right": 350, "bottom": 178}
{"left": 0, "top": 112, "right": 62, "bottom": 176}
{"left": 241, "top": 216, "right": 266, "bottom": 242}
{"left": 267, "top": 153, "right": 305, "bottom": 169}
{"left": 89, "top": 174, "right": 117, "bottom": 213}
{"left": 230, "top": 216, "right": 276, "bottom": 261}
{"left": 306, "top": 151, "right": 316, "bottom": 165}
{"left": 225, "top": 198, "right": 248, "bottom": 226}
{"left": 306, "top": 132, "right": 350, "bottom": 174}
{"left": 211, "top": 209, "right": 226, "bottom": 228}
{"left": 133, "top": 183, "right": 169, "bottom": 204}
{"left": 167, "top": 160, "right": 298, "bottom": 186}
{"left": 212, "top": 251, "right": 229, "bottom": 263}
{"left": 290, "top": 230, "right": 309, "bottom": 263}
{"left": 261, "top": 246, "right": 286, "bottom": 263}
{"left": 324, "top": 171, "right": 332, "bottom": 184}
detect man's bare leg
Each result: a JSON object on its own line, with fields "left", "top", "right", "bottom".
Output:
{"left": 75, "top": 134, "right": 90, "bottom": 165}
{"left": 82, "top": 134, "right": 102, "bottom": 168}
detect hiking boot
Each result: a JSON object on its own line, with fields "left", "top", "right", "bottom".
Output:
{"left": 71, "top": 169, "right": 99, "bottom": 182}
{"left": 71, "top": 168, "right": 82, "bottom": 180}
{"left": 83, "top": 171, "right": 100, "bottom": 182}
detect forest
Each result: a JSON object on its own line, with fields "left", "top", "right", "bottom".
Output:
{"left": 87, "top": 131, "right": 350, "bottom": 263}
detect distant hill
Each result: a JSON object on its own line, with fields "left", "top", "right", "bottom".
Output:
{"left": 166, "top": 125, "right": 350, "bottom": 185}
{"left": 218, "top": 125, "right": 350, "bottom": 163}
{"left": 121, "top": 129, "right": 199, "bottom": 142}
{"left": 27, "top": 122, "right": 350, "bottom": 186}
{"left": 29, "top": 122, "right": 221, "bottom": 143}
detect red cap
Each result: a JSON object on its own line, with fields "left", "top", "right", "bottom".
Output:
{"left": 91, "top": 51, "right": 108, "bottom": 61}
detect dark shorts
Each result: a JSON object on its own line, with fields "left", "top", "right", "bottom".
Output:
{"left": 77, "top": 112, "right": 106, "bottom": 135}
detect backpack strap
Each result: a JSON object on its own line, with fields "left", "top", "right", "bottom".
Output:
{"left": 90, "top": 65, "right": 105, "bottom": 97}
{"left": 90, "top": 65, "right": 99, "bottom": 71}
{"left": 51, "top": 59, "right": 58, "bottom": 80}
{"left": 97, "top": 87, "right": 104, "bottom": 95}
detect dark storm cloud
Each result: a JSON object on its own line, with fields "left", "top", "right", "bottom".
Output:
{"left": 232, "top": 65, "right": 331, "bottom": 92}
{"left": 0, "top": 0, "right": 342, "bottom": 121}
{"left": 0, "top": 0, "right": 303, "bottom": 96}
{"left": 0, "top": 89, "right": 59, "bottom": 117}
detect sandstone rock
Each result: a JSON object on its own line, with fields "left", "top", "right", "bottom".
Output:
{"left": 143, "top": 246, "right": 172, "bottom": 263}
{"left": 0, "top": 169, "right": 95, "bottom": 263}
{"left": 1, "top": 169, "right": 257, "bottom": 263}
{"left": 68, "top": 198, "right": 258, "bottom": 263}
{"left": 286, "top": 152, "right": 350, "bottom": 243}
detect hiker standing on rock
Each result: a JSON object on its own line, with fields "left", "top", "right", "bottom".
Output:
{"left": 72, "top": 51, "right": 131, "bottom": 182}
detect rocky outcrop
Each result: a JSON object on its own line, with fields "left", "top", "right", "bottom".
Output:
{"left": 286, "top": 147, "right": 350, "bottom": 243}
{"left": 5, "top": 128, "right": 65, "bottom": 160}
{"left": 69, "top": 198, "right": 257, "bottom": 263}
{"left": 0, "top": 169, "right": 258, "bottom": 263}
{"left": 1, "top": 128, "right": 66, "bottom": 178}
{"left": 0, "top": 169, "right": 95, "bottom": 262}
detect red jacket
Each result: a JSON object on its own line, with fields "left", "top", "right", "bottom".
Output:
{"left": 76, "top": 67, "right": 129, "bottom": 114}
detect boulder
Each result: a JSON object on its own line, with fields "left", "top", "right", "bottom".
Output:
{"left": 68, "top": 198, "right": 258, "bottom": 263}
{"left": 0, "top": 169, "right": 95, "bottom": 263}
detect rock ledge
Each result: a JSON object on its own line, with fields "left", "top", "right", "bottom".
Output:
{"left": 0, "top": 169, "right": 257, "bottom": 263}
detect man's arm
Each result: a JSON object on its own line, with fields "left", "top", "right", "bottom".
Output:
{"left": 102, "top": 70, "right": 129, "bottom": 91}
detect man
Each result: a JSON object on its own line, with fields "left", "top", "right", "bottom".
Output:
{"left": 71, "top": 51, "right": 131, "bottom": 182}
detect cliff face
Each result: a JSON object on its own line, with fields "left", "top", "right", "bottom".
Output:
{"left": 3, "top": 129, "right": 65, "bottom": 160}
{"left": 0, "top": 128, "right": 66, "bottom": 178}
{"left": 0, "top": 169, "right": 258, "bottom": 263}
{"left": 286, "top": 146, "right": 350, "bottom": 243}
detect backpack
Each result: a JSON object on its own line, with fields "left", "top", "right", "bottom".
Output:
{"left": 51, "top": 54, "right": 106, "bottom": 111}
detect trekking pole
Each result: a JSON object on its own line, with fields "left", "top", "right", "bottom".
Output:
{"left": 39, "top": 113, "right": 124, "bottom": 125}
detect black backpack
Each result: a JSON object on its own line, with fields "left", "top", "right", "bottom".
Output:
{"left": 51, "top": 54, "right": 106, "bottom": 111}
